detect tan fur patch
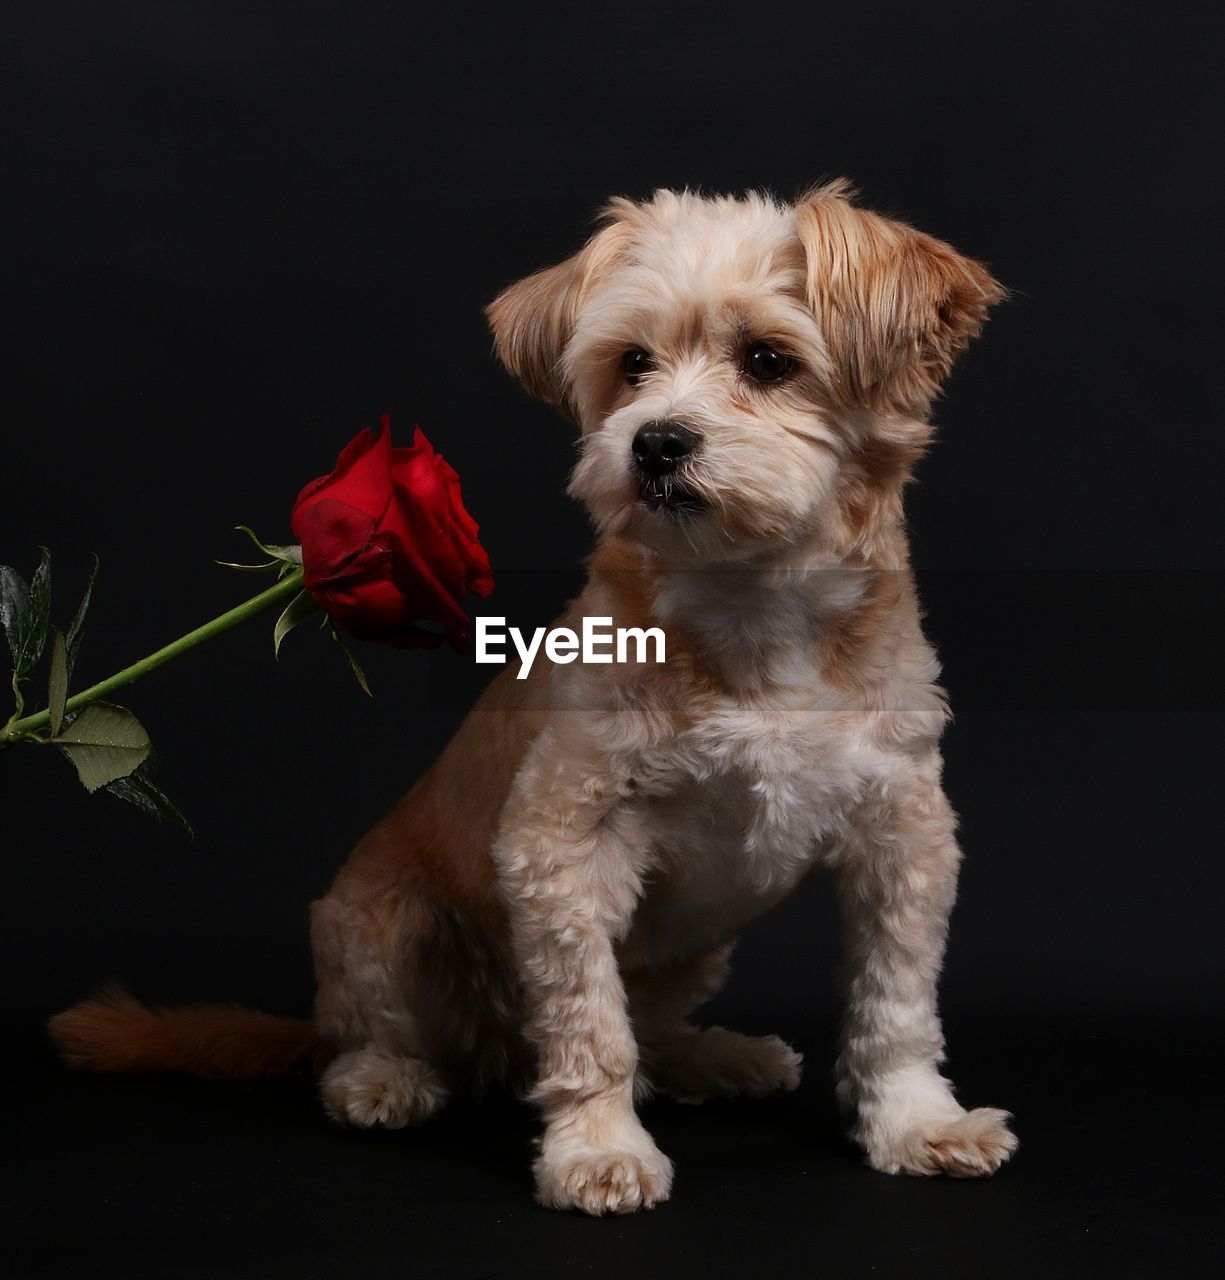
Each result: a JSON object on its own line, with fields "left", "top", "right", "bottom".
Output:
{"left": 486, "top": 213, "right": 635, "bottom": 422}
{"left": 796, "top": 180, "right": 1005, "bottom": 414}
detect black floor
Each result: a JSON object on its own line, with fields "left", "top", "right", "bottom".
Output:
{"left": 7, "top": 996, "right": 1222, "bottom": 1280}
{"left": 6, "top": 702, "right": 1223, "bottom": 1277}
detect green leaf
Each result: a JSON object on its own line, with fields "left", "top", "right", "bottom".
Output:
{"left": 105, "top": 768, "right": 193, "bottom": 837}
{"left": 16, "top": 547, "right": 52, "bottom": 677}
{"left": 0, "top": 564, "right": 31, "bottom": 669}
{"left": 330, "top": 621, "right": 372, "bottom": 696}
{"left": 1, "top": 564, "right": 31, "bottom": 718}
{"left": 273, "top": 589, "right": 322, "bottom": 657}
{"left": 234, "top": 526, "right": 303, "bottom": 566}
{"left": 47, "top": 627, "right": 67, "bottom": 736}
{"left": 1, "top": 548, "right": 51, "bottom": 678}
{"left": 57, "top": 702, "right": 150, "bottom": 792}
{"left": 65, "top": 554, "right": 99, "bottom": 682}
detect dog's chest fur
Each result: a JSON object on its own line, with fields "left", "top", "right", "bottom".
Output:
{"left": 612, "top": 568, "right": 944, "bottom": 970}
{"left": 623, "top": 701, "right": 871, "bottom": 968}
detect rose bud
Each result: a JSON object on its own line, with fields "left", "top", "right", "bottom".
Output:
{"left": 290, "top": 419, "right": 493, "bottom": 650}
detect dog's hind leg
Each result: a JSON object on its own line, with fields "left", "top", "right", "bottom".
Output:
{"left": 310, "top": 890, "right": 451, "bottom": 1130}
{"left": 626, "top": 947, "right": 803, "bottom": 1103}
{"left": 310, "top": 705, "right": 532, "bottom": 1131}
{"left": 320, "top": 1044, "right": 449, "bottom": 1130}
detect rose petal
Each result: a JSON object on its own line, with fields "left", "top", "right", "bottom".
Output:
{"left": 294, "top": 499, "right": 381, "bottom": 584}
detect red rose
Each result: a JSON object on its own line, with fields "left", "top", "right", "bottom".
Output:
{"left": 290, "top": 418, "right": 493, "bottom": 650}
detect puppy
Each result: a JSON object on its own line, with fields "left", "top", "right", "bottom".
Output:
{"left": 52, "top": 181, "right": 1017, "bottom": 1214}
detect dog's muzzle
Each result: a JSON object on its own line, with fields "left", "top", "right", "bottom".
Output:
{"left": 632, "top": 421, "right": 704, "bottom": 513}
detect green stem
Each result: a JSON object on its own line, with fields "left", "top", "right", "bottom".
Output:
{"left": 0, "top": 567, "right": 306, "bottom": 745}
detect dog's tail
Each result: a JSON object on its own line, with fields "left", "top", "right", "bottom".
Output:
{"left": 49, "top": 983, "right": 326, "bottom": 1080}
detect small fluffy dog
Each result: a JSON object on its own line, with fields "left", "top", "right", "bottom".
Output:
{"left": 53, "top": 181, "right": 1017, "bottom": 1214}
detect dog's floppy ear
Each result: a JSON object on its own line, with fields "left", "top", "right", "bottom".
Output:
{"left": 795, "top": 180, "right": 1005, "bottom": 414}
{"left": 486, "top": 204, "right": 634, "bottom": 423}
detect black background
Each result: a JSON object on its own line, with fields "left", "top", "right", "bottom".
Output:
{"left": 3, "top": 2, "right": 1223, "bottom": 1276}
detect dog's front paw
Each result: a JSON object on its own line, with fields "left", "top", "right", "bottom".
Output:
{"left": 534, "top": 1128, "right": 673, "bottom": 1215}
{"left": 867, "top": 1107, "right": 1017, "bottom": 1179}
{"left": 650, "top": 1027, "right": 803, "bottom": 1103}
{"left": 535, "top": 1147, "right": 673, "bottom": 1216}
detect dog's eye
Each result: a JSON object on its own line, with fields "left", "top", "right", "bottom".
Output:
{"left": 622, "top": 348, "right": 654, "bottom": 386}
{"left": 743, "top": 342, "right": 793, "bottom": 384}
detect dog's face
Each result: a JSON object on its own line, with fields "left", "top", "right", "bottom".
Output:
{"left": 488, "top": 183, "right": 1002, "bottom": 565}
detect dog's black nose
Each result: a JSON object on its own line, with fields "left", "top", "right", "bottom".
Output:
{"left": 632, "top": 422, "right": 699, "bottom": 478}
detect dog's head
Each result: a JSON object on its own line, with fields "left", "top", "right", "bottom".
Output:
{"left": 487, "top": 183, "right": 1003, "bottom": 564}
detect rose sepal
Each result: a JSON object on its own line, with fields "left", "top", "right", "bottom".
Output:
{"left": 216, "top": 526, "right": 304, "bottom": 577}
